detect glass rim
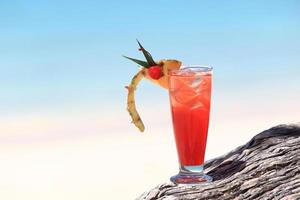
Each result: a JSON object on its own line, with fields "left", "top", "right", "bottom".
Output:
{"left": 168, "top": 65, "right": 213, "bottom": 76}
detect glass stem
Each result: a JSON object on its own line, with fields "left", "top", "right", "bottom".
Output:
{"left": 180, "top": 164, "right": 204, "bottom": 174}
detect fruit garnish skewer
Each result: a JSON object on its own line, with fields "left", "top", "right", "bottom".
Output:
{"left": 124, "top": 40, "right": 181, "bottom": 132}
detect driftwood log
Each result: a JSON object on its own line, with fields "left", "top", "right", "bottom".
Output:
{"left": 138, "top": 124, "right": 300, "bottom": 200}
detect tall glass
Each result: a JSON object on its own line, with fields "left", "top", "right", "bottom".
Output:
{"left": 168, "top": 66, "right": 213, "bottom": 184}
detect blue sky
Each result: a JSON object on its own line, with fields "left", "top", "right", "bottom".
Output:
{"left": 0, "top": 0, "right": 299, "bottom": 118}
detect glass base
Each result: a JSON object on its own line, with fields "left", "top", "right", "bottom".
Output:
{"left": 170, "top": 165, "right": 212, "bottom": 185}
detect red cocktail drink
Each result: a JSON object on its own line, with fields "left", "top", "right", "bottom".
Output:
{"left": 168, "top": 66, "right": 212, "bottom": 184}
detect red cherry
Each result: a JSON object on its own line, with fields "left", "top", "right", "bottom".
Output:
{"left": 148, "top": 66, "right": 163, "bottom": 80}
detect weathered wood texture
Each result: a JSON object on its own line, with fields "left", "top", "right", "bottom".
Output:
{"left": 138, "top": 124, "right": 300, "bottom": 200}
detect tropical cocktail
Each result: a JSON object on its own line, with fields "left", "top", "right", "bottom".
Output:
{"left": 124, "top": 41, "right": 212, "bottom": 184}
{"left": 168, "top": 67, "right": 212, "bottom": 184}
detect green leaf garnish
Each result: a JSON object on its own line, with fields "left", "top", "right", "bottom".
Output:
{"left": 136, "top": 39, "right": 157, "bottom": 66}
{"left": 123, "top": 56, "right": 150, "bottom": 68}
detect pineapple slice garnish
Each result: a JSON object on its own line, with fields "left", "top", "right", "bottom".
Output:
{"left": 126, "top": 68, "right": 146, "bottom": 132}
{"left": 124, "top": 41, "right": 181, "bottom": 132}
{"left": 144, "top": 59, "right": 182, "bottom": 89}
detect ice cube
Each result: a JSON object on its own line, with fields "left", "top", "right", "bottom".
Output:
{"left": 173, "top": 89, "right": 197, "bottom": 105}
{"left": 191, "top": 76, "right": 202, "bottom": 93}
{"left": 191, "top": 101, "right": 204, "bottom": 109}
